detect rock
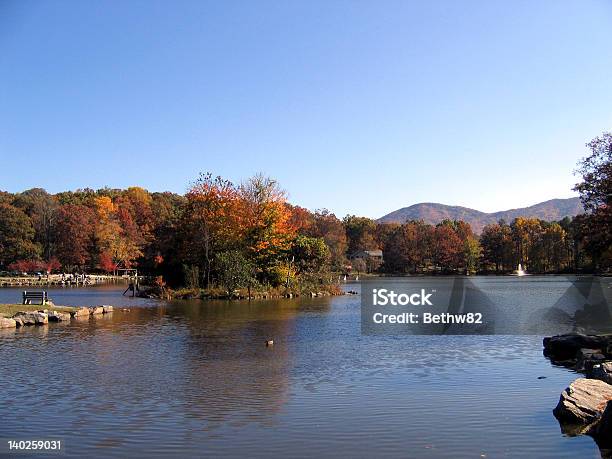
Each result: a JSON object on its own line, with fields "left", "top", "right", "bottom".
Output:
{"left": 47, "top": 311, "right": 71, "bottom": 322}
{"left": 0, "top": 317, "right": 17, "bottom": 328}
{"left": 71, "top": 307, "right": 90, "bottom": 318}
{"left": 588, "top": 362, "right": 612, "bottom": 385}
{"left": 102, "top": 305, "right": 113, "bottom": 313}
{"left": 13, "top": 317, "right": 24, "bottom": 327}
{"left": 554, "top": 378, "right": 612, "bottom": 425}
{"left": 590, "top": 400, "right": 612, "bottom": 448}
{"left": 544, "top": 334, "right": 609, "bottom": 361}
{"left": 576, "top": 348, "right": 607, "bottom": 371}
{"left": 89, "top": 306, "right": 104, "bottom": 315}
{"left": 12, "top": 311, "right": 48, "bottom": 325}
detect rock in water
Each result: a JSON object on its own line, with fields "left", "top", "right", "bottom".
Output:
{"left": 47, "top": 311, "right": 71, "bottom": 322}
{"left": 554, "top": 378, "right": 612, "bottom": 425}
{"left": 89, "top": 306, "right": 104, "bottom": 315}
{"left": 543, "top": 334, "right": 609, "bottom": 360}
{"left": 576, "top": 348, "right": 607, "bottom": 371}
{"left": 590, "top": 401, "right": 612, "bottom": 448}
{"left": 102, "top": 305, "right": 114, "bottom": 313}
{"left": 588, "top": 362, "right": 612, "bottom": 385}
{"left": 12, "top": 311, "right": 48, "bottom": 325}
{"left": 71, "top": 307, "right": 90, "bottom": 318}
{"left": 0, "top": 317, "right": 17, "bottom": 328}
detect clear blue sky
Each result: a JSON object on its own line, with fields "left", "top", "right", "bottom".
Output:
{"left": 1, "top": 0, "right": 611, "bottom": 218}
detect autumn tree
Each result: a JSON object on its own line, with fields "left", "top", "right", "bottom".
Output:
{"left": 343, "top": 215, "right": 377, "bottom": 255}
{"left": 432, "top": 222, "right": 463, "bottom": 272}
{"left": 480, "top": 222, "right": 513, "bottom": 272}
{"left": 183, "top": 173, "right": 241, "bottom": 287}
{"left": 382, "top": 223, "right": 415, "bottom": 273}
{"left": 239, "top": 174, "right": 295, "bottom": 282}
{"left": 307, "top": 209, "right": 348, "bottom": 269}
{"left": 53, "top": 205, "right": 96, "bottom": 269}
{"left": 463, "top": 236, "right": 482, "bottom": 274}
{"left": 511, "top": 217, "right": 542, "bottom": 270}
{"left": 288, "top": 204, "right": 314, "bottom": 234}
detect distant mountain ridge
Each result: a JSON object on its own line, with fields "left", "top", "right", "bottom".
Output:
{"left": 377, "top": 198, "right": 584, "bottom": 233}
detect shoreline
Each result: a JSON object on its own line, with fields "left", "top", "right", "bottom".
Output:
{"left": 0, "top": 303, "right": 120, "bottom": 329}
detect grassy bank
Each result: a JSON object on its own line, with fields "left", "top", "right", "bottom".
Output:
{"left": 0, "top": 304, "right": 77, "bottom": 317}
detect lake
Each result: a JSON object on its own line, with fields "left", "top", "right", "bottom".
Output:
{"left": 0, "top": 277, "right": 609, "bottom": 458}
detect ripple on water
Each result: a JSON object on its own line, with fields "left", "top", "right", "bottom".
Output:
{"left": 0, "top": 284, "right": 604, "bottom": 458}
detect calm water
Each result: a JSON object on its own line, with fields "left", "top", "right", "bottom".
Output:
{"left": 0, "top": 279, "right": 608, "bottom": 458}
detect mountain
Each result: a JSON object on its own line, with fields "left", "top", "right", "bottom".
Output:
{"left": 377, "top": 198, "right": 584, "bottom": 233}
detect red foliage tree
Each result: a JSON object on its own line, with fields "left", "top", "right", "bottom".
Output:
{"left": 53, "top": 205, "right": 96, "bottom": 268}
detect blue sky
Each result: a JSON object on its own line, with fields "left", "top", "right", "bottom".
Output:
{"left": 1, "top": 0, "right": 611, "bottom": 218}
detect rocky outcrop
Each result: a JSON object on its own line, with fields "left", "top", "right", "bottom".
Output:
{"left": 588, "top": 362, "right": 612, "bottom": 385}
{"left": 71, "top": 307, "right": 90, "bottom": 318}
{"left": 547, "top": 334, "right": 612, "bottom": 457}
{"left": 12, "top": 311, "right": 48, "bottom": 325}
{"left": 47, "top": 311, "right": 71, "bottom": 322}
{"left": 0, "top": 317, "right": 17, "bottom": 328}
{"left": 543, "top": 333, "right": 610, "bottom": 361}
{"left": 2, "top": 305, "right": 118, "bottom": 327}
{"left": 554, "top": 378, "right": 612, "bottom": 425}
{"left": 576, "top": 348, "right": 607, "bottom": 372}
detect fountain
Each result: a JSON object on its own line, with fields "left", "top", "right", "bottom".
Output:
{"left": 515, "top": 263, "right": 526, "bottom": 276}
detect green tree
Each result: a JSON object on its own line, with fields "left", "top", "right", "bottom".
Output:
{"left": 0, "top": 203, "right": 41, "bottom": 267}
{"left": 291, "top": 235, "right": 330, "bottom": 274}
{"left": 214, "top": 250, "right": 255, "bottom": 297}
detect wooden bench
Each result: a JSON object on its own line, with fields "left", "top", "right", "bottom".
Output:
{"left": 22, "top": 291, "right": 48, "bottom": 305}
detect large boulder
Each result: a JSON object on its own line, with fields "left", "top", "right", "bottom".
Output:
{"left": 12, "top": 311, "right": 48, "bottom": 325}
{"left": 544, "top": 334, "right": 610, "bottom": 360}
{"left": 554, "top": 378, "right": 612, "bottom": 425}
{"left": 0, "top": 317, "right": 16, "bottom": 328}
{"left": 576, "top": 348, "right": 607, "bottom": 371}
{"left": 588, "top": 362, "right": 612, "bottom": 385}
{"left": 89, "top": 306, "right": 104, "bottom": 315}
{"left": 48, "top": 311, "right": 71, "bottom": 322}
{"left": 71, "top": 307, "right": 90, "bottom": 318}
{"left": 102, "top": 305, "right": 114, "bottom": 313}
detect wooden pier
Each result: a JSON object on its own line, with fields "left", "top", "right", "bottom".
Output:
{"left": 0, "top": 274, "right": 120, "bottom": 288}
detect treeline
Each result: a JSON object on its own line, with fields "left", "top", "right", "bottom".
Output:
{"left": 345, "top": 215, "right": 595, "bottom": 275}
{"left": 0, "top": 131, "right": 610, "bottom": 284}
{"left": 0, "top": 174, "right": 335, "bottom": 293}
